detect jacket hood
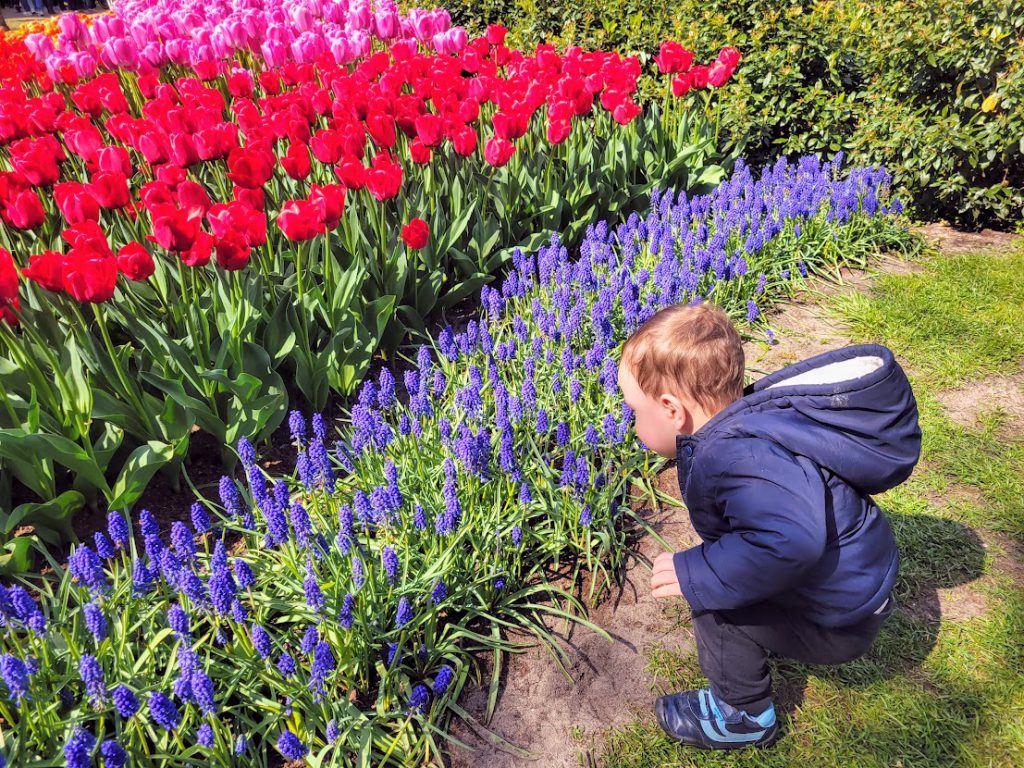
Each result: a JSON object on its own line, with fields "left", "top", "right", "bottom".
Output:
{"left": 680, "top": 344, "right": 921, "bottom": 495}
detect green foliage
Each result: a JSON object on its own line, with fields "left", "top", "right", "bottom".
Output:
{"left": 478, "top": 0, "right": 1024, "bottom": 229}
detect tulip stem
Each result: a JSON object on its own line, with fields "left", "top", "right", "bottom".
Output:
{"left": 91, "top": 304, "right": 153, "bottom": 435}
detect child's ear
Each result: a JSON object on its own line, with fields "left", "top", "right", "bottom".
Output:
{"left": 659, "top": 392, "right": 689, "bottom": 432}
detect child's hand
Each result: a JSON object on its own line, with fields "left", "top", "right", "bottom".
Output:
{"left": 650, "top": 552, "right": 683, "bottom": 598}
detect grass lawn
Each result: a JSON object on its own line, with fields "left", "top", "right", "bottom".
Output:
{"left": 600, "top": 243, "right": 1024, "bottom": 768}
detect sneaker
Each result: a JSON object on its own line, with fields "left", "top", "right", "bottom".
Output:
{"left": 654, "top": 688, "right": 780, "bottom": 749}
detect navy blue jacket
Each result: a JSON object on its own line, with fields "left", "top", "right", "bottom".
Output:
{"left": 672, "top": 344, "right": 921, "bottom": 628}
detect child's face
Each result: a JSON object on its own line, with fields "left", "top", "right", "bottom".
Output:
{"left": 618, "top": 358, "right": 694, "bottom": 458}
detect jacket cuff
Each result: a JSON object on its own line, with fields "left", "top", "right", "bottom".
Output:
{"left": 673, "top": 549, "right": 706, "bottom": 613}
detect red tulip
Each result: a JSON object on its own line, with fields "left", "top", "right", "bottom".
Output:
{"left": 180, "top": 231, "right": 214, "bottom": 267}
{"left": 281, "top": 143, "right": 312, "bottom": 180}
{"left": 137, "top": 133, "right": 169, "bottom": 165}
{"left": 338, "top": 122, "right": 367, "bottom": 159}
{"left": 310, "top": 129, "right": 345, "bottom": 164}
{"left": 151, "top": 204, "right": 204, "bottom": 252}
{"left": 177, "top": 181, "right": 213, "bottom": 216}
{"left": 492, "top": 111, "right": 528, "bottom": 141}
{"left": 10, "top": 138, "right": 61, "bottom": 187}
{"left": 458, "top": 98, "right": 481, "bottom": 124}
{"left": 227, "top": 71, "right": 255, "bottom": 99}
{"left": 718, "top": 46, "right": 741, "bottom": 69}
{"left": 335, "top": 156, "right": 367, "bottom": 190}
{"left": 414, "top": 113, "right": 444, "bottom": 148}
{"left": 409, "top": 138, "right": 432, "bottom": 165}
{"left": 3, "top": 189, "right": 46, "bottom": 230}
{"left": 366, "top": 153, "right": 403, "bottom": 201}
{"left": 547, "top": 119, "right": 571, "bottom": 145}
{"left": 169, "top": 133, "right": 200, "bottom": 167}
{"left": 0, "top": 248, "right": 19, "bottom": 307}
{"left": 708, "top": 61, "right": 733, "bottom": 88}
{"left": 226, "top": 146, "right": 274, "bottom": 189}
{"left": 207, "top": 201, "right": 267, "bottom": 247}
{"left": 451, "top": 125, "right": 478, "bottom": 157}
{"left": 55, "top": 182, "right": 101, "bottom": 224}
{"left": 90, "top": 172, "right": 131, "bottom": 209}
{"left": 401, "top": 218, "right": 429, "bottom": 250}
{"left": 62, "top": 250, "right": 118, "bottom": 303}
{"left": 277, "top": 199, "right": 326, "bottom": 241}
{"left": 139, "top": 181, "right": 177, "bottom": 210}
{"left": 309, "top": 184, "right": 347, "bottom": 229}
{"left": 194, "top": 124, "right": 238, "bottom": 161}
{"left": 486, "top": 24, "right": 508, "bottom": 46}
{"left": 234, "top": 186, "right": 266, "bottom": 212}
{"left": 215, "top": 231, "right": 251, "bottom": 271}
{"left": 116, "top": 242, "right": 155, "bottom": 281}
{"left": 689, "top": 65, "right": 710, "bottom": 89}
{"left": 671, "top": 73, "right": 693, "bottom": 97}
{"left": 61, "top": 221, "right": 113, "bottom": 259}
{"left": 155, "top": 164, "right": 188, "bottom": 189}
{"left": 21, "top": 251, "right": 66, "bottom": 292}
{"left": 484, "top": 137, "right": 516, "bottom": 167}
{"left": 97, "top": 146, "right": 132, "bottom": 176}
{"left": 0, "top": 302, "right": 18, "bottom": 326}
{"left": 366, "top": 112, "right": 397, "bottom": 149}
{"left": 612, "top": 100, "right": 641, "bottom": 125}
{"left": 654, "top": 41, "right": 694, "bottom": 75}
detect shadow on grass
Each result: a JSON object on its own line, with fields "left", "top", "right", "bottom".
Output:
{"left": 768, "top": 509, "right": 987, "bottom": 714}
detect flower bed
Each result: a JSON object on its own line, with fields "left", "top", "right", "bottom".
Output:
{"left": 1, "top": 18, "right": 739, "bottom": 547}
{"left": 0, "top": 155, "right": 919, "bottom": 766}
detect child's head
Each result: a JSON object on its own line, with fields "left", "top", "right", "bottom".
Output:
{"left": 618, "top": 303, "right": 744, "bottom": 457}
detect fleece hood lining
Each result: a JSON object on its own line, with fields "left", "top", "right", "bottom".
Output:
{"left": 765, "top": 355, "right": 884, "bottom": 390}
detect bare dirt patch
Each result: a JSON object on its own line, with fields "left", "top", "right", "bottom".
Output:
{"left": 916, "top": 223, "right": 1020, "bottom": 254}
{"left": 934, "top": 372, "right": 1024, "bottom": 434}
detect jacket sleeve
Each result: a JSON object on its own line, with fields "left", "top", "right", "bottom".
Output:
{"left": 673, "top": 438, "right": 827, "bottom": 613}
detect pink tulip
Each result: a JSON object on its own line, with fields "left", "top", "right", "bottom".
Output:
{"left": 57, "top": 14, "right": 88, "bottom": 46}
{"left": 261, "top": 39, "right": 288, "bottom": 68}
{"left": 69, "top": 51, "right": 99, "bottom": 79}
{"left": 165, "top": 39, "right": 191, "bottom": 67}
{"left": 374, "top": 11, "right": 400, "bottom": 40}
{"left": 348, "top": 2, "right": 372, "bottom": 29}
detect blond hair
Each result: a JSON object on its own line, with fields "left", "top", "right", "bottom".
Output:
{"left": 622, "top": 303, "right": 744, "bottom": 412}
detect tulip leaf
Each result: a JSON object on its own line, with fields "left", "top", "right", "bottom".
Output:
{"left": 107, "top": 441, "right": 177, "bottom": 511}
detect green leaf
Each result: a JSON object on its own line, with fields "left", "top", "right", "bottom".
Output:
{"left": 0, "top": 428, "right": 110, "bottom": 497}
{"left": 0, "top": 536, "right": 38, "bottom": 576}
{"left": 107, "top": 441, "right": 177, "bottom": 511}
{"left": 2, "top": 490, "right": 84, "bottom": 546}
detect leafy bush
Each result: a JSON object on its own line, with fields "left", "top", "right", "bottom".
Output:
{"left": 469, "top": 0, "right": 1024, "bottom": 228}
{"left": 0, "top": 156, "right": 919, "bottom": 766}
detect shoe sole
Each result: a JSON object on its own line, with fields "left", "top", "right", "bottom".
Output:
{"left": 655, "top": 697, "right": 782, "bottom": 750}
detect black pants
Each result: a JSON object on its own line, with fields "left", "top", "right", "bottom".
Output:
{"left": 690, "top": 596, "right": 894, "bottom": 715}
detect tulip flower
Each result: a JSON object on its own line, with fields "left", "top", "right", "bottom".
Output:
{"left": 21, "top": 251, "right": 66, "bottom": 292}
{"left": 401, "top": 219, "right": 430, "bottom": 250}
{"left": 654, "top": 41, "right": 694, "bottom": 75}
{"left": 62, "top": 250, "right": 118, "bottom": 304}
{"left": 366, "top": 153, "right": 403, "bottom": 201}
{"left": 55, "top": 182, "right": 101, "bottom": 224}
{"left": 150, "top": 205, "right": 204, "bottom": 253}
{"left": 3, "top": 189, "right": 46, "bottom": 230}
{"left": 484, "top": 137, "right": 516, "bottom": 167}
{"left": 215, "top": 232, "right": 251, "bottom": 271}
{"left": 0, "top": 248, "right": 19, "bottom": 307}
{"left": 116, "top": 242, "right": 156, "bottom": 281}
{"left": 277, "top": 199, "right": 326, "bottom": 241}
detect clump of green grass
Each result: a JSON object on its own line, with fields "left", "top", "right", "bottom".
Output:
{"left": 832, "top": 245, "right": 1024, "bottom": 387}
